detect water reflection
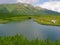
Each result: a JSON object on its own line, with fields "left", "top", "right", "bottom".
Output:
{"left": 0, "top": 19, "right": 60, "bottom": 40}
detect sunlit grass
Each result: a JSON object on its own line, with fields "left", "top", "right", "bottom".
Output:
{"left": 33, "top": 15, "right": 60, "bottom": 26}
{"left": 0, "top": 14, "right": 60, "bottom": 26}
{"left": 0, "top": 15, "right": 29, "bottom": 23}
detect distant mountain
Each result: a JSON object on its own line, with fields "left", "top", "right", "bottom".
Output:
{"left": 0, "top": 3, "right": 60, "bottom": 15}
{"left": 35, "top": 6, "right": 60, "bottom": 14}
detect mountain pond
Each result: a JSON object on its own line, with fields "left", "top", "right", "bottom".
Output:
{"left": 0, "top": 19, "right": 60, "bottom": 41}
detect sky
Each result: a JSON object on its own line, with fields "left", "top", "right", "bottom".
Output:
{"left": 0, "top": 0, "right": 60, "bottom": 12}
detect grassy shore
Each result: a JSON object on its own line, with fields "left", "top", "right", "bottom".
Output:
{"left": 33, "top": 15, "right": 60, "bottom": 26}
{"left": 0, "top": 34, "right": 60, "bottom": 45}
{"left": 0, "top": 15, "right": 60, "bottom": 26}
{"left": 0, "top": 15, "right": 29, "bottom": 24}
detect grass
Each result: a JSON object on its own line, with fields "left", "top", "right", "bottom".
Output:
{"left": 0, "top": 15, "right": 29, "bottom": 23}
{"left": 33, "top": 15, "right": 60, "bottom": 26}
{"left": 0, "top": 34, "right": 60, "bottom": 45}
{"left": 0, "top": 14, "right": 60, "bottom": 26}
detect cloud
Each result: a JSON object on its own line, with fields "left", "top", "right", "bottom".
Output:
{"left": 36, "top": 1, "right": 60, "bottom": 12}
{"left": 17, "top": 0, "right": 39, "bottom": 4}
{"left": 0, "top": 0, "right": 39, "bottom": 4}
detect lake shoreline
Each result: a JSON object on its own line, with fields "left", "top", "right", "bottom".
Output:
{"left": 0, "top": 15, "right": 60, "bottom": 26}
{"left": 34, "top": 20, "right": 60, "bottom": 26}
{"left": 33, "top": 15, "right": 60, "bottom": 26}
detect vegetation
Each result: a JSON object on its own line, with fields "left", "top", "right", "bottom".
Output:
{"left": 33, "top": 15, "right": 60, "bottom": 26}
{"left": 0, "top": 14, "right": 60, "bottom": 26}
{"left": 0, "top": 14, "right": 29, "bottom": 23}
{"left": 0, "top": 3, "right": 60, "bottom": 45}
{"left": 0, "top": 34, "right": 59, "bottom": 45}
{"left": 0, "top": 3, "right": 59, "bottom": 15}
{"left": 0, "top": 3, "right": 60, "bottom": 25}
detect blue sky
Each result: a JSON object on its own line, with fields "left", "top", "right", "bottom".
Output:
{"left": 34, "top": 0, "right": 49, "bottom": 4}
{"left": 34, "top": 0, "right": 60, "bottom": 5}
{"left": 36, "top": 0, "right": 60, "bottom": 12}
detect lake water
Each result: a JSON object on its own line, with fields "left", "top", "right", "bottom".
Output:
{"left": 0, "top": 19, "right": 60, "bottom": 41}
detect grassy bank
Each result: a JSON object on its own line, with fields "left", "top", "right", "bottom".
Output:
{"left": 33, "top": 15, "right": 60, "bottom": 26}
{"left": 0, "top": 15, "right": 29, "bottom": 24}
{"left": 0, "top": 14, "right": 60, "bottom": 26}
{"left": 0, "top": 34, "right": 60, "bottom": 45}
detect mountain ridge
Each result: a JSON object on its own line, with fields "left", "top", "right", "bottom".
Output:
{"left": 0, "top": 3, "right": 60, "bottom": 15}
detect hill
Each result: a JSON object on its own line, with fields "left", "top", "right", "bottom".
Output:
{"left": 0, "top": 3, "right": 60, "bottom": 15}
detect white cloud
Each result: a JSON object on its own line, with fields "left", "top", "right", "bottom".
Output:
{"left": 0, "top": 0, "right": 39, "bottom": 4}
{"left": 36, "top": 1, "right": 60, "bottom": 12}
{"left": 17, "top": 0, "right": 39, "bottom": 4}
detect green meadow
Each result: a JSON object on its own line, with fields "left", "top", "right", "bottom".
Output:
{"left": 0, "top": 14, "right": 29, "bottom": 23}
{"left": 33, "top": 15, "right": 60, "bottom": 26}
{"left": 0, "top": 14, "right": 60, "bottom": 26}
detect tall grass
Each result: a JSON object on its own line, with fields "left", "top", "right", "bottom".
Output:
{"left": 0, "top": 34, "right": 60, "bottom": 45}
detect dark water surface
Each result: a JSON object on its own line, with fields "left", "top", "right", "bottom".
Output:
{"left": 0, "top": 19, "right": 60, "bottom": 40}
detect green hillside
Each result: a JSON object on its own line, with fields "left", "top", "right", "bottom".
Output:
{"left": 0, "top": 5, "right": 9, "bottom": 14}
{"left": 0, "top": 3, "right": 59, "bottom": 16}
